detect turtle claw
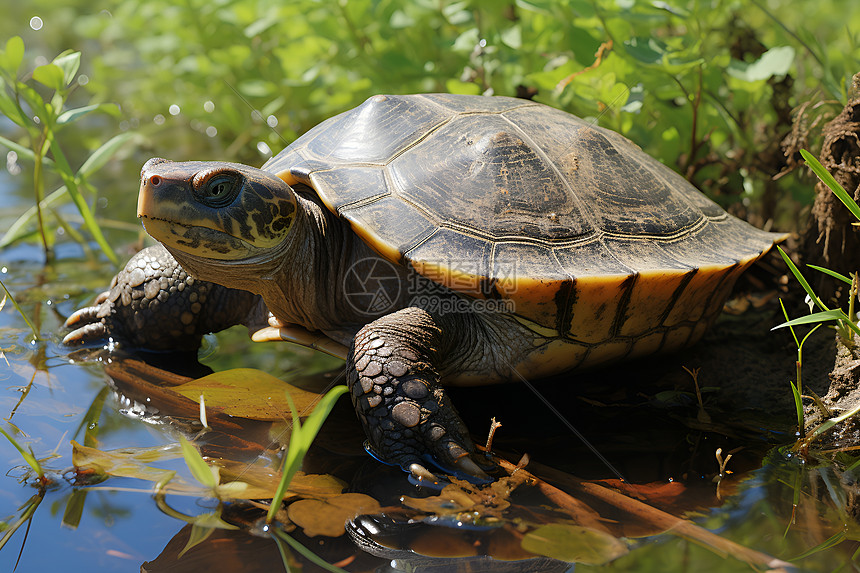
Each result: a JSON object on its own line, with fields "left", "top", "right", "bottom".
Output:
{"left": 62, "top": 321, "right": 108, "bottom": 346}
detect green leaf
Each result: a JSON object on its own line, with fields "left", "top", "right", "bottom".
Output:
{"left": 62, "top": 490, "right": 87, "bottom": 530}
{"left": 801, "top": 149, "right": 860, "bottom": 222}
{"left": 446, "top": 79, "right": 481, "bottom": 95}
{"left": 52, "top": 50, "right": 81, "bottom": 87}
{"left": 0, "top": 426, "right": 43, "bottom": 476}
{"left": 790, "top": 381, "right": 803, "bottom": 434}
{"left": 271, "top": 529, "right": 349, "bottom": 573}
{"left": 47, "top": 138, "right": 119, "bottom": 264}
{"left": 0, "top": 36, "right": 24, "bottom": 76}
{"left": 57, "top": 103, "right": 120, "bottom": 126}
{"left": 776, "top": 246, "right": 828, "bottom": 312}
{"left": 521, "top": 524, "right": 627, "bottom": 564}
{"left": 79, "top": 132, "right": 135, "bottom": 177}
{"left": 0, "top": 185, "right": 67, "bottom": 249}
{"left": 807, "top": 264, "right": 853, "bottom": 286}
{"left": 179, "top": 436, "right": 217, "bottom": 489}
{"left": 727, "top": 46, "right": 795, "bottom": 82}
{"left": 624, "top": 37, "right": 665, "bottom": 64}
{"left": 33, "top": 63, "right": 65, "bottom": 92}
{"left": 772, "top": 309, "right": 851, "bottom": 330}
{"left": 180, "top": 523, "right": 216, "bottom": 557}
{"left": 0, "top": 85, "right": 31, "bottom": 128}
{"left": 500, "top": 26, "right": 522, "bottom": 50}
{"left": 267, "top": 385, "right": 348, "bottom": 524}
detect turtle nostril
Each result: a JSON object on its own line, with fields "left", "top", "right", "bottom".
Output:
{"left": 149, "top": 175, "right": 162, "bottom": 187}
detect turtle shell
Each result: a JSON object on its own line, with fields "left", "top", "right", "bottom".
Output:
{"left": 264, "top": 94, "right": 779, "bottom": 357}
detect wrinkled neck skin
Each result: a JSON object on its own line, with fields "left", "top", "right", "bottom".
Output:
{"left": 167, "top": 186, "right": 410, "bottom": 343}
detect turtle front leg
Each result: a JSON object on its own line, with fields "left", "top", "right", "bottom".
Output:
{"left": 348, "top": 307, "right": 490, "bottom": 481}
{"left": 63, "top": 244, "right": 260, "bottom": 351}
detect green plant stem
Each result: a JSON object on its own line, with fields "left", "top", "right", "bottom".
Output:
{"left": 32, "top": 132, "right": 50, "bottom": 261}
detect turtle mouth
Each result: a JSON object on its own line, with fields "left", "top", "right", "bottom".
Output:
{"left": 139, "top": 214, "right": 256, "bottom": 260}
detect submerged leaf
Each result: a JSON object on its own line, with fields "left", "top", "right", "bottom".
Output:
{"left": 173, "top": 368, "right": 323, "bottom": 421}
{"left": 521, "top": 524, "right": 628, "bottom": 564}
{"left": 71, "top": 440, "right": 182, "bottom": 484}
{"left": 287, "top": 493, "right": 380, "bottom": 537}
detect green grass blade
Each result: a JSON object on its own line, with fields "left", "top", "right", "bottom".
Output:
{"left": 809, "top": 403, "right": 860, "bottom": 442}
{"left": 267, "top": 385, "right": 348, "bottom": 524}
{"left": 0, "top": 185, "right": 69, "bottom": 248}
{"left": 772, "top": 309, "right": 849, "bottom": 330}
{"left": 179, "top": 436, "right": 217, "bottom": 489}
{"left": 267, "top": 391, "right": 303, "bottom": 524}
{"left": 789, "top": 382, "right": 803, "bottom": 436}
{"left": 271, "top": 529, "right": 348, "bottom": 573}
{"left": 807, "top": 265, "right": 853, "bottom": 285}
{"left": 0, "top": 278, "right": 40, "bottom": 341}
{"left": 48, "top": 137, "right": 118, "bottom": 265}
{"left": 778, "top": 299, "right": 799, "bottom": 347}
{"left": 776, "top": 246, "right": 828, "bottom": 312}
{"left": 0, "top": 427, "right": 43, "bottom": 476}
{"left": 77, "top": 132, "right": 134, "bottom": 177}
{"left": 801, "top": 149, "right": 860, "bottom": 221}
{"left": 0, "top": 134, "right": 55, "bottom": 167}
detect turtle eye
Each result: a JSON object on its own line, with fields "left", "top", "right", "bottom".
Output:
{"left": 199, "top": 173, "right": 240, "bottom": 207}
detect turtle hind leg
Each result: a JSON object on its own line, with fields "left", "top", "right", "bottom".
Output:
{"left": 348, "top": 307, "right": 491, "bottom": 481}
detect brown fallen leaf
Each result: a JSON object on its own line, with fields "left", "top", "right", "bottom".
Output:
{"left": 287, "top": 493, "right": 381, "bottom": 537}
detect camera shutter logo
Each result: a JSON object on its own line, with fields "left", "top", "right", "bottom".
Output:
{"left": 343, "top": 258, "right": 402, "bottom": 316}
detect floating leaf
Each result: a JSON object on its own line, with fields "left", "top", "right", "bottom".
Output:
{"left": 173, "top": 368, "right": 324, "bottom": 421}
{"left": 71, "top": 440, "right": 182, "bottom": 484}
{"left": 287, "top": 493, "right": 380, "bottom": 537}
{"left": 521, "top": 524, "right": 628, "bottom": 564}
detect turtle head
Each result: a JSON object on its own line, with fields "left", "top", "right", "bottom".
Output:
{"left": 137, "top": 158, "right": 297, "bottom": 264}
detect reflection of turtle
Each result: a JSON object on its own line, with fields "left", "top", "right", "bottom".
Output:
{"left": 65, "top": 94, "right": 781, "bottom": 479}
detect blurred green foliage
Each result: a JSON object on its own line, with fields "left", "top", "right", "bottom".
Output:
{"left": 1, "top": 0, "right": 858, "bottom": 254}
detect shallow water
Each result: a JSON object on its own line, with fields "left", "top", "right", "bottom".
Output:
{"left": 0, "top": 89, "right": 856, "bottom": 573}
{"left": 1, "top": 227, "right": 859, "bottom": 572}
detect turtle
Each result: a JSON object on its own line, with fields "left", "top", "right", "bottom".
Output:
{"left": 64, "top": 93, "right": 782, "bottom": 479}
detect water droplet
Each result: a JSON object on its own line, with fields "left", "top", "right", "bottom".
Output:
{"left": 153, "top": 114, "right": 165, "bottom": 125}
{"left": 77, "top": 74, "right": 89, "bottom": 86}
{"left": 203, "top": 100, "right": 215, "bottom": 113}
{"left": 479, "top": 38, "right": 487, "bottom": 48}
{"left": 205, "top": 126, "right": 217, "bottom": 137}
{"left": 6, "top": 151, "right": 20, "bottom": 175}
{"left": 97, "top": 197, "right": 108, "bottom": 208}
{"left": 256, "top": 141, "right": 271, "bottom": 156}
{"left": 29, "top": 16, "right": 43, "bottom": 31}
{"left": 1, "top": 267, "right": 7, "bottom": 274}
{"left": 168, "top": 104, "right": 180, "bottom": 116}
{"left": 251, "top": 110, "right": 263, "bottom": 122}
{"left": 33, "top": 115, "right": 40, "bottom": 124}
{"left": 266, "top": 115, "right": 278, "bottom": 128}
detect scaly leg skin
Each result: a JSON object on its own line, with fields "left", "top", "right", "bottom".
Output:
{"left": 348, "top": 307, "right": 491, "bottom": 481}
{"left": 64, "top": 244, "right": 259, "bottom": 352}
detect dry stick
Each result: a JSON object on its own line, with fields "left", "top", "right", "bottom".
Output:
{"left": 497, "top": 457, "right": 792, "bottom": 571}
